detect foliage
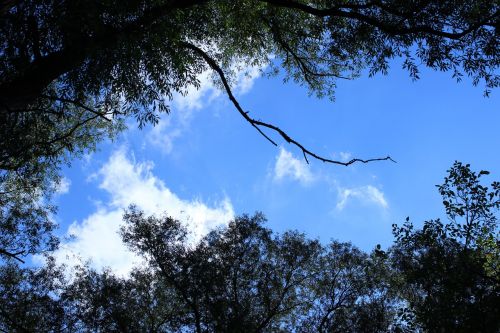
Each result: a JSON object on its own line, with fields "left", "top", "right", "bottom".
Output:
{"left": 0, "top": 162, "right": 59, "bottom": 263}
{"left": 62, "top": 267, "right": 184, "bottom": 332}
{"left": 391, "top": 162, "right": 499, "bottom": 332}
{"left": 1, "top": 162, "right": 498, "bottom": 331}
{"left": 118, "top": 209, "right": 396, "bottom": 332}
{"left": 0, "top": 257, "right": 68, "bottom": 332}
{"left": 0, "top": 211, "right": 397, "bottom": 332}
{"left": 437, "top": 162, "right": 500, "bottom": 249}
{"left": 0, "top": 0, "right": 498, "bottom": 168}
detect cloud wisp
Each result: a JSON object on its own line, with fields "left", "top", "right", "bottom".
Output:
{"left": 273, "top": 147, "right": 315, "bottom": 185}
{"left": 336, "top": 185, "right": 388, "bottom": 211}
{"left": 271, "top": 148, "right": 388, "bottom": 212}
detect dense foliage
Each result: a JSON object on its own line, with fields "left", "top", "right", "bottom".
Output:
{"left": 0, "top": 163, "right": 498, "bottom": 332}
{"left": 390, "top": 162, "right": 500, "bottom": 332}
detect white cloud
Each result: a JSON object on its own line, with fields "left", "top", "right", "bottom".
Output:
{"left": 271, "top": 148, "right": 387, "bottom": 211}
{"left": 53, "top": 148, "right": 234, "bottom": 276}
{"left": 55, "top": 177, "right": 71, "bottom": 195}
{"left": 147, "top": 116, "right": 184, "bottom": 155}
{"left": 173, "top": 70, "right": 221, "bottom": 111}
{"left": 273, "top": 147, "right": 314, "bottom": 185}
{"left": 145, "top": 71, "right": 214, "bottom": 154}
{"left": 336, "top": 185, "right": 388, "bottom": 211}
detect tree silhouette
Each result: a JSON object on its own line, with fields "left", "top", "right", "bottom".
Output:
{"left": 391, "top": 162, "right": 499, "bottom": 332}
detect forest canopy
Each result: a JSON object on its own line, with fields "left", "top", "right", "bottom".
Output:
{"left": 0, "top": 162, "right": 499, "bottom": 332}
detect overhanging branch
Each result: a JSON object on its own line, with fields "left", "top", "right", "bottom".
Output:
{"left": 260, "top": 0, "right": 498, "bottom": 40}
{"left": 180, "top": 41, "right": 395, "bottom": 166}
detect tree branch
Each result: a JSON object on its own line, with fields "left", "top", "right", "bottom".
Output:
{"left": 180, "top": 41, "right": 395, "bottom": 166}
{"left": 0, "top": 248, "right": 25, "bottom": 263}
{"left": 260, "top": 0, "right": 498, "bottom": 39}
{"left": 39, "top": 95, "right": 113, "bottom": 121}
{"left": 265, "top": 18, "right": 351, "bottom": 82}
{"left": 42, "top": 113, "right": 103, "bottom": 147}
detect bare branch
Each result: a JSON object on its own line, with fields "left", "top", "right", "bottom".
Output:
{"left": 179, "top": 41, "right": 395, "bottom": 166}
{"left": 0, "top": 248, "right": 25, "bottom": 263}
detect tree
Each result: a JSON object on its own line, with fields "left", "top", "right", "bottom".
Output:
{"left": 0, "top": 0, "right": 498, "bottom": 168}
{"left": 0, "top": 161, "right": 59, "bottom": 263}
{"left": 296, "top": 242, "right": 395, "bottom": 333}
{"left": 6, "top": 210, "right": 392, "bottom": 332}
{"left": 120, "top": 210, "right": 320, "bottom": 332}
{"left": 390, "top": 162, "right": 500, "bottom": 332}
{"left": 62, "top": 266, "right": 185, "bottom": 332}
{"left": 0, "top": 257, "right": 70, "bottom": 332}
{"left": 117, "top": 208, "right": 397, "bottom": 332}
{"left": 1, "top": 162, "right": 497, "bottom": 331}
{"left": 0, "top": 115, "right": 118, "bottom": 263}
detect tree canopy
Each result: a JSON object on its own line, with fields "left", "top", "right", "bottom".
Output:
{"left": 1, "top": 162, "right": 498, "bottom": 332}
{"left": 0, "top": 0, "right": 498, "bottom": 168}
{"left": 390, "top": 162, "right": 500, "bottom": 332}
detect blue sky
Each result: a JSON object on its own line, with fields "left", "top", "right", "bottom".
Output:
{"left": 50, "top": 60, "right": 499, "bottom": 275}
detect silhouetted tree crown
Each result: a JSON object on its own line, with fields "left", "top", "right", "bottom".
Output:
{"left": 391, "top": 162, "right": 499, "bottom": 332}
